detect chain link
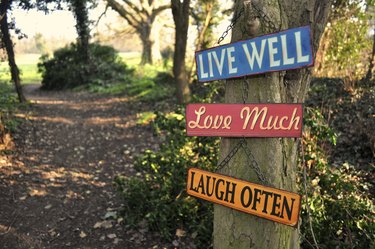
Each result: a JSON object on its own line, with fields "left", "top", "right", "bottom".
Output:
{"left": 242, "top": 77, "right": 249, "bottom": 104}
{"left": 217, "top": 7, "right": 245, "bottom": 45}
{"left": 217, "top": 1, "right": 279, "bottom": 46}
{"left": 251, "top": 2, "right": 279, "bottom": 31}
{"left": 241, "top": 138, "right": 270, "bottom": 185}
{"left": 216, "top": 2, "right": 271, "bottom": 186}
{"left": 216, "top": 139, "right": 244, "bottom": 171}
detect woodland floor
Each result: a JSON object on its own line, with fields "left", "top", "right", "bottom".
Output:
{"left": 0, "top": 84, "right": 168, "bottom": 249}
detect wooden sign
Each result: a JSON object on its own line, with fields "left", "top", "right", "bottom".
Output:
{"left": 186, "top": 168, "right": 301, "bottom": 226}
{"left": 186, "top": 104, "right": 303, "bottom": 137}
{"left": 195, "top": 26, "right": 313, "bottom": 82}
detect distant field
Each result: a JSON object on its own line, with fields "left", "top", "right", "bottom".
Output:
{"left": 0, "top": 53, "right": 41, "bottom": 84}
{"left": 0, "top": 52, "right": 141, "bottom": 85}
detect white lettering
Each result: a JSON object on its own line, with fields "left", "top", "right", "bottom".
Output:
{"left": 280, "top": 35, "right": 295, "bottom": 65}
{"left": 268, "top": 37, "right": 280, "bottom": 67}
{"left": 227, "top": 47, "right": 238, "bottom": 74}
{"left": 198, "top": 54, "right": 208, "bottom": 78}
{"left": 208, "top": 52, "right": 214, "bottom": 77}
{"left": 242, "top": 40, "right": 266, "bottom": 70}
{"left": 212, "top": 49, "right": 226, "bottom": 76}
{"left": 295, "top": 31, "right": 309, "bottom": 63}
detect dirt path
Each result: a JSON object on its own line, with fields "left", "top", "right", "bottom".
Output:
{"left": 0, "top": 85, "right": 163, "bottom": 248}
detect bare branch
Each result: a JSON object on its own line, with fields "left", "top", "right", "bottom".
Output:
{"left": 106, "top": 0, "right": 141, "bottom": 28}
{"left": 154, "top": 4, "right": 170, "bottom": 15}
{"left": 96, "top": 4, "right": 109, "bottom": 27}
{"left": 123, "top": 0, "right": 142, "bottom": 14}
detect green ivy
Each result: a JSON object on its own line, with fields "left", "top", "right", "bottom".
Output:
{"left": 115, "top": 107, "right": 219, "bottom": 248}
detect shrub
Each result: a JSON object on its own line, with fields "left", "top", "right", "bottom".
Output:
{"left": 38, "top": 43, "right": 133, "bottom": 90}
{"left": 0, "top": 83, "right": 20, "bottom": 132}
{"left": 114, "top": 108, "right": 219, "bottom": 248}
{"left": 301, "top": 107, "right": 374, "bottom": 249}
{"left": 115, "top": 80, "right": 374, "bottom": 248}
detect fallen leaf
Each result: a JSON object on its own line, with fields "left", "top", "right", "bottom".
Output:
{"left": 107, "top": 233, "right": 117, "bottom": 239}
{"left": 79, "top": 231, "right": 87, "bottom": 238}
{"left": 172, "top": 240, "right": 179, "bottom": 247}
{"left": 93, "top": 220, "right": 113, "bottom": 229}
{"left": 44, "top": 204, "right": 52, "bottom": 209}
{"left": 176, "top": 228, "right": 186, "bottom": 237}
{"left": 104, "top": 211, "right": 117, "bottom": 219}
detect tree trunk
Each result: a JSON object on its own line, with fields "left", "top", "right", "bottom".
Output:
{"left": 139, "top": 18, "right": 162, "bottom": 65}
{"left": 151, "top": 17, "right": 162, "bottom": 63}
{"left": 71, "top": 0, "right": 90, "bottom": 63}
{"left": 171, "top": 0, "right": 191, "bottom": 104}
{"left": 140, "top": 24, "right": 153, "bottom": 65}
{"left": 365, "top": 31, "right": 375, "bottom": 81}
{"left": 0, "top": 0, "right": 26, "bottom": 103}
{"left": 195, "top": 2, "right": 214, "bottom": 51}
{"left": 213, "top": 1, "right": 331, "bottom": 248}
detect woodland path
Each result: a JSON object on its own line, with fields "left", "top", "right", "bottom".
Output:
{"left": 0, "top": 84, "right": 163, "bottom": 248}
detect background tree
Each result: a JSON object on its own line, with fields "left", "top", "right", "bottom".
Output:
{"left": 0, "top": 0, "right": 26, "bottom": 102}
{"left": 171, "top": 0, "right": 191, "bottom": 104}
{"left": 315, "top": 0, "right": 373, "bottom": 84}
{"left": 106, "top": 0, "right": 169, "bottom": 65}
{"left": 366, "top": 1, "right": 375, "bottom": 81}
{"left": 213, "top": 1, "right": 331, "bottom": 248}
{"left": 70, "top": 0, "right": 91, "bottom": 63}
{"left": 191, "top": 0, "right": 220, "bottom": 51}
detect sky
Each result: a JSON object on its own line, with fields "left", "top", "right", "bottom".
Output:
{"left": 12, "top": 9, "right": 77, "bottom": 39}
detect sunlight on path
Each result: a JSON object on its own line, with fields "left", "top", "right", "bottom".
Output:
{"left": 0, "top": 84, "right": 159, "bottom": 248}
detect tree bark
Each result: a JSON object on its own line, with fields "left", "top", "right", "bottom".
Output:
{"left": 195, "top": 2, "right": 214, "bottom": 51}
{"left": 171, "top": 0, "right": 191, "bottom": 104}
{"left": 365, "top": 31, "right": 375, "bottom": 81}
{"left": 0, "top": 0, "right": 26, "bottom": 103}
{"left": 213, "top": 1, "right": 331, "bottom": 248}
{"left": 140, "top": 24, "right": 153, "bottom": 65}
{"left": 71, "top": 0, "right": 90, "bottom": 63}
{"left": 151, "top": 17, "right": 162, "bottom": 63}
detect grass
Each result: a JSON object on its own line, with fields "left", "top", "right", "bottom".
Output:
{"left": 1, "top": 52, "right": 175, "bottom": 102}
{"left": 0, "top": 54, "right": 42, "bottom": 84}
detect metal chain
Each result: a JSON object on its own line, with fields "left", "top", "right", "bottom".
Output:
{"left": 217, "top": 7, "right": 245, "bottom": 45}
{"left": 216, "top": 139, "right": 244, "bottom": 171}
{"left": 241, "top": 138, "right": 270, "bottom": 185}
{"left": 251, "top": 2, "right": 279, "bottom": 31}
{"left": 242, "top": 77, "right": 250, "bottom": 104}
{"left": 215, "top": 2, "right": 277, "bottom": 186}
{"left": 217, "top": 1, "right": 279, "bottom": 46}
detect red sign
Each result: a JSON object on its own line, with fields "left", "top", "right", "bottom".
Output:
{"left": 187, "top": 168, "right": 301, "bottom": 226}
{"left": 186, "top": 104, "right": 303, "bottom": 137}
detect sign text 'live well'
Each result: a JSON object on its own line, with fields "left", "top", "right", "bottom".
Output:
{"left": 195, "top": 26, "right": 313, "bottom": 82}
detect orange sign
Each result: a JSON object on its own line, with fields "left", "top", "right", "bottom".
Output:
{"left": 186, "top": 168, "right": 301, "bottom": 226}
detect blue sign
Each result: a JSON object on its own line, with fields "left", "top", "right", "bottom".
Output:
{"left": 195, "top": 26, "right": 313, "bottom": 82}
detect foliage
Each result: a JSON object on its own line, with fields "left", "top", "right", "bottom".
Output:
{"left": 191, "top": 0, "right": 221, "bottom": 50}
{"left": 0, "top": 82, "right": 21, "bottom": 134}
{"left": 115, "top": 108, "right": 219, "bottom": 248}
{"left": 306, "top": 78, "right": 375, "bottom": 164}
{"left": 301, "top": 107, "right": 374, "bottom": 249}
{"left": 115, "top": 77, "right": 374, "bottom": 248}
{"left": 315, "top": 0, "right": 372, "bottom": 81}
{"left": 86, "top": 67, "right": 175, "bottom": 102}
{"left": 38, "top": 43, "right": 131, "bottom": 90}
